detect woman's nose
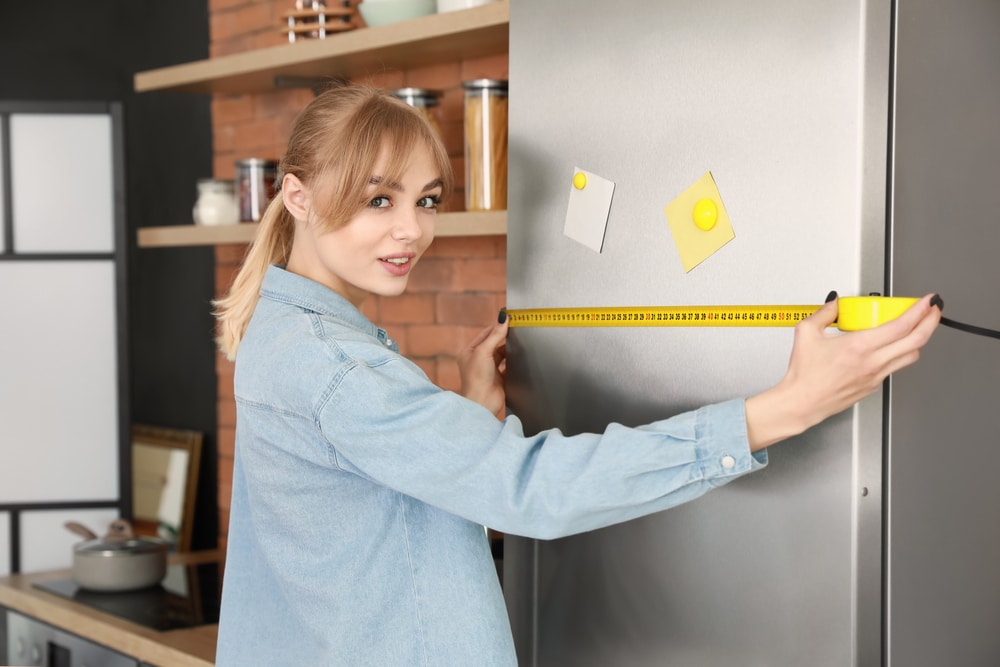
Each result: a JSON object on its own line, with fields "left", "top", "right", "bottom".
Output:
{"left": 391, "top": 208, "right": 423, "bottom": 242}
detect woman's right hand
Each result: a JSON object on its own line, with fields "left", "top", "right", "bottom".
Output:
{"left": 744, "top": 293, "right": 942, "bottom": 451}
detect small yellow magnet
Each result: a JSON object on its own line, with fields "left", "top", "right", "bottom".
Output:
{"left": 573, "top": 172, "right": 588, "bottom": 190}
{"left": 692, "top": 198, "right": 718, "bottom": 231}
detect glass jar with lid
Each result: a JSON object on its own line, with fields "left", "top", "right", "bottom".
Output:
{"left": 463, "top": 79, "right": 508, "bottom": 211}
{"left": 391, "top": 87, "right": 443, "bottom": 138}
{"left": 236, "top": 158, "right": 279, "bottom": 222}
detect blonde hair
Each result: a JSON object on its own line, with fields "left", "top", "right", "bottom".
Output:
{"left": 214, "top": 84, "right": 454, "bottom": 360}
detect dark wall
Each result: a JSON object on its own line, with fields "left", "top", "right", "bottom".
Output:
{"left": 0, "top": 1, "right": 218, "bottom": 549}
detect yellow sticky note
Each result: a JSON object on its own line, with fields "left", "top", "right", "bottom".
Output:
{"left": 664, "top": 172, "right": 735, "bottom": 272}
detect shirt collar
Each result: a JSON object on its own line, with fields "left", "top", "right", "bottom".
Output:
{"left": 258, "top": 265, "right": 399, "bottom": 351}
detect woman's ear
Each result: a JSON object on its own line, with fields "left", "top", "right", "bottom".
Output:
{"left": 281, "top": 173, "right": 311, "bottom": 221}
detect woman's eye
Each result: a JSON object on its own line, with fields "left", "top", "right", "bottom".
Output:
{"left": 418, "top": 195, "right": 441, "bottom": 210}
{"left": 369, "top": 195, "right": 391, "bottom": 209}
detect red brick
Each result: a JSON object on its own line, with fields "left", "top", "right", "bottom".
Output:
{"left": 212, "top": 95, "right": 256, "bottom": 124}
{"left": 460, "top": 54, "right": 509, "bottom": 82}
{"left": 215, "top": 244, "right": 248, "bottom": 266}
{"left": 454, "top": 257, "right": 506, "bottom": 292}
{"left": 409, "top": 357, "right": 437, "bottom": 383}
{"left": 436, "top": 357, "right": 461, "bottom": 393}
{"left": 437, "top": 292, "right": 497, "bottom": 325}
{"left": 218, "top": 425, "right": 236, "bottom": 458}
{"left": 439, "top": 88, "right": 464, "bottom": 123}
{"left": 379, "top": 293, "right": 436, "bottom": 324}
{"left": 218, "top": 473, "right": 233, "bottom": 511}
{"left": 232, "top": 116, "right": 285, "bottom": 155}
{"left": 406, "top": 324, "right": 465, "bottom": 357}
{"left": 407, "top": 258, "right": 456, "bottom": 292}
{"left": 405, "top": 62, "right": 462, "bottom": 91}
{"left": 213, "top": 123, "right": 237, "bottom": 154}
{"left": 426, "top": 235, "right": 499, "bottom": 259}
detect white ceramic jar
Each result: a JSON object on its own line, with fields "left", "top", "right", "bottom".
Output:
{"left": 192, "top": 179, "right": 239, "bottom": 226}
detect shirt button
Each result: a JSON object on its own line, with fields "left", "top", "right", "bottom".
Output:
{"left": 385, "top": 338, "right": 393, "bottom": 347}
{"left": 721, "top": 455, "right": 736, "bottom": 470}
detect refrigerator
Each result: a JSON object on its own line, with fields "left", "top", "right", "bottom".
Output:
{"left": 502, "top": 1, "right": 1000, "bottom": 665}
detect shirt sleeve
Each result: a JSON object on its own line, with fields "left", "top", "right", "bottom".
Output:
{"left": 318, "top": 352, "right": 767, "bottom": 540}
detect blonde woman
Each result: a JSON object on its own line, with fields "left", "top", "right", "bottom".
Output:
{"left": 213, "top": 84, "right": 941, "bottom": 665}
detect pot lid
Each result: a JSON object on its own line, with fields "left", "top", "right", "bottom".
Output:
{"left": 67, "top": 518, "right": 169, "bottom": 556}
{"left": 75, "top": 537, "right": 168, "bottom": 556}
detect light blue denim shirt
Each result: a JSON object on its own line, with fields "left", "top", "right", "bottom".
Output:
{"left": 216, "top": 265, "right": 767, "bottom": 666}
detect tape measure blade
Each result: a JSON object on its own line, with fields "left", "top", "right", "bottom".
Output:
{"left": 505, "top": 305, "right": 820, "bottom": 328}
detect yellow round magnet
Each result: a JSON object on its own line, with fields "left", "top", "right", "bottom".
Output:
{"left": 837, "top": 296, "right": 920, "bottom": 331}
{"left": 573, "top": 172, "right": 587, "bottom": 190}
{"left": 692, "top": 198, "right": 718, "bottom": 231}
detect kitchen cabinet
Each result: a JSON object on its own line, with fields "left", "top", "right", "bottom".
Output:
{"left": 133, "top": 2, "right": 510, "bottom": 247}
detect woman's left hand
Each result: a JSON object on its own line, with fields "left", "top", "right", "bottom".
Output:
{"left": 459, "top": 315, "right": 509, "bottom": 420}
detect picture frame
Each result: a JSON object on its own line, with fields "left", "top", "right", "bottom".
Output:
{"left": 131, "top": 424, "right": 202, "bottom": 552}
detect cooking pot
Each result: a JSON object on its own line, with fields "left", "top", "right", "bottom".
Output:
{"left": 65, "top": 519, "right": 169, "bottom": 592}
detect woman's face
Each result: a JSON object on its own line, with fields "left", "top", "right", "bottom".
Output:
{"left": 288, "top": 143, "right": 442, "bottom": 308}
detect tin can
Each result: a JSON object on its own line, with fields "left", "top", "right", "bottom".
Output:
{"left": 463, "top": 79, "right": 508, "bottom": 211}
{"left": 236, "top": 158, "right": 279, "bottom": 222}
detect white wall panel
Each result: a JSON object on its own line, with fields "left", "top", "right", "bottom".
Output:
{"left": 20, "top": 508, "right": 119, "bottom": 573}
{"left": 9, "top": 114, "right": 114, "bottom": 253}
{"left": 0, "top": 127, "right": 5, "bottom": 254}
{"left": 0, "top": 261, "right": 118, "bottom": 502}
{"left": 0, "top": 512, "right": 9, "bottom": 576}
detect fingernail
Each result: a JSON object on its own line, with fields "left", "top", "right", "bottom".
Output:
{"left": 498, "top": 308, "right": 508, "bottom": 324}
{"left": 825, "top": 290, "right": 838, "bottom": 303}
{"left": 930, "top": 294, "right": 944, "bottom": 311}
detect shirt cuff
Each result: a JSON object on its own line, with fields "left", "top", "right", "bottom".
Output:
{"left": 696, "top": 398, "right": 768, "bottom": 489}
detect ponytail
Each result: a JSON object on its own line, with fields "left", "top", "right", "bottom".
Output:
{"left": 213, "top": 195, "right": 293, "bottom": 360}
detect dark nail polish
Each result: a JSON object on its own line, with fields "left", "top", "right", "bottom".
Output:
{"left": 930, "top": 294, "right": 944, "bottom": 311}
{"left": 825, "top": 290, "right": 838, "bottom": 303}
{"left": 498, "top": 308, "right": 508, "bottom": 324}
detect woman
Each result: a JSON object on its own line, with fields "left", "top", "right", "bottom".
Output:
{"left": 213, "top": 84, "right": 940, "bottom": 665}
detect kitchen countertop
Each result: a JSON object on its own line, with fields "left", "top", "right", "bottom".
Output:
{"left": 0, "top": 549, "right": 223, "bottom": 667}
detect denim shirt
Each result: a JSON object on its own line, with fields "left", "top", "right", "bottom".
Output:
{"left": 216, "top": 265, "right": 767, "bottom": 666}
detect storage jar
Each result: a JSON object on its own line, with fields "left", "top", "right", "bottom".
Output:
{"left": 236, "top": 158, "right": 279, "bottom": 222}
{"left": 391, "top": 87, "right": 443, "bottom": 138}
{"left": 192, "top": 179, "right": 239, "bottom": 226}
{"left": 463, "top": 79, "right": 508, "bottom": 211}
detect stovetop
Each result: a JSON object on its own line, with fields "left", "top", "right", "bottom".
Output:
{"left": 34, "top": 561, "right": 221, "bottom": 631}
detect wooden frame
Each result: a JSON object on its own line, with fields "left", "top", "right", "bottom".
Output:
{"left": 131, "top": 425, "right": 202, "bottom": 552}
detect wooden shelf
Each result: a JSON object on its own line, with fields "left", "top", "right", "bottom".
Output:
{"left": 134, "top": 2, "right": 509, "bottom": 94}
{"left": 137, "top": 210, "right": 507, "bottom": 247}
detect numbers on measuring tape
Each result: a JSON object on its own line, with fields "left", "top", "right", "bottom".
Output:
{"left": 505, "top": 305, "right": 820, "bottom": 328}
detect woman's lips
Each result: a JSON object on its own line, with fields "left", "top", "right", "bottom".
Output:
{"left": 380, "top": 255, "right": 415, "bottom": 276}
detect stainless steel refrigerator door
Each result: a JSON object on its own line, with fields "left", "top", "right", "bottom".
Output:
{"left": 504, "top": 0, "right": 892, "bottom": 665}
{"left": 886, "top": 1, "right": 1000, "bottom": 665}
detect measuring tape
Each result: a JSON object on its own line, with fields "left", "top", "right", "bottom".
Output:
{"left": 504, "top": 304, "right": 820, "bottom": 328}
{"left": 503, "top": 296, "right": 1000, "bottom": 338}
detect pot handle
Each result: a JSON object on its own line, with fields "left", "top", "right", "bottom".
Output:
{"left": 104, "top": 518, "right": 137, "bottom": 542}
{"left": 64, "top": 521, "right": 98, "bottom": 541}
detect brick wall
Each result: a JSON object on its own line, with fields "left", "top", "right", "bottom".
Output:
{"left": 208, "top": 0, "right": 508, "bottom": 547}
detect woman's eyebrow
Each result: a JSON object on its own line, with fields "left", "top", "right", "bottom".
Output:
{"left": 368, "top": 176, "right": 444, "bottom": 193}
{"left": 369, "top": 175, "right": 401, "bottom": 191}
